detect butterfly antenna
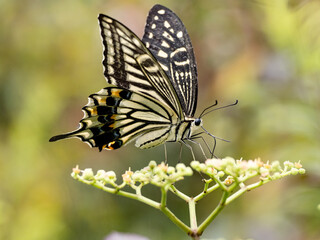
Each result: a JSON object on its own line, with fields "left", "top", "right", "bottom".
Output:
{"left": 199, "top": 100, "right": 218, "bottom": 118}
{"left": 201, "top": 100, "right": 238, "bottom": 118}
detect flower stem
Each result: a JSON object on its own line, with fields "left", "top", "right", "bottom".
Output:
{"left": 198, "top": 191, "right": 229, "bottom": 234}
{"left": 188, "top": 198, "right": 198, "bottom": 230}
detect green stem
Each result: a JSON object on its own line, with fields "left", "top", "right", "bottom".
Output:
{"left": 169, "top": 185, "right": 190, "bottom": 202}
{"left": 198, "top": 191, "right": 229, "bottom": 234}
{"left": 160, "top": 187, "right": 167, "bottom": 208}
{"left": 188, "top": 198, "right": 198, "bottom": 230}
{"left": 194, "top": 183, "right": 219, "bottom": 202}
{"left": 162, "top": 205, "right": 191, "bottom": 234}
{"left": 160, "top": 187, "right": 191, "bottom": 234}
{"left": 90, "top": 179, "right": 160, "bottom": 208}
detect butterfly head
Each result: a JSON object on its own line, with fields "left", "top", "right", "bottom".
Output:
{"left": 190, "top": 117, "right": 203, "bottom": 132}
{"left": 194, "top": 118, "right": 202, "bottom": 127}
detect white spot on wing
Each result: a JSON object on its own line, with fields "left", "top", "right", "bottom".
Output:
{"left": 127, "top": 74, "right": 149, "bottom": 85}
{"left": 101, "top": 21, "right": 110, "bottom": 29}
{"left": 159, "top": 63, "right": 168, "bottom": 71}
{"left": 105, "top": 18, "right": 113, "bottom": 23}
{"left": 123, "top": 54, "right": 135, "bottom": 64}
{"left": 158, "top": 50, "right": 168, "bottom": 58}
{"left": 148, "top": 32, "right": 153, "bottom": 39}
{"left": 177, "top": 31, "right": 183, "bottom": 38}
{"left": 151, "top": 24, "right": 156, "bottom": 29}
{"left": 125, "top": 63, "right": 144, "bottom": 76}
{"left": 105, "top": 29, "right": 112, "bottom": 37}
{"left": 108, "top": 66, "right": 114, "bottom": 74}
{"left": 154, "top": 15, "right": 159, "bottom": 20}
{"left": 161, "top": 41, "right": 170, "bottom": 48}
{"left": 107, "top": 55, "right": 114, "bottom": 64}
{"left": 122, "top": 45, "right": 134, "bottom": 55}
{"left": 164, "top": 21, "right": 171, "bottom": 28}
{"left": 116, "top": 28, "right": 125, "bottom": 37}
{"left": 146, "top": 42, "right": 150, "bottom": 48}
{"left": 132, "top": 38, "right": 141, "bottom": 47}
{"left": 158, "top": 9, "right": 165, "bottom": 14}
{"left": 162, "top": 31, "right": 174, "bottom": 42}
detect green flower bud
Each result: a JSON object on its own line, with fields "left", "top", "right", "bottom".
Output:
{"left": 217, "top": 171, "right": 225, "bottom": 178}
{"left": 148, "top": 160, "right": 157, "bottom": 169}
{"left": 271, "top": 161, "right": 280, "bottom": 171}
{"left": 298, "top": 168, "right": 306, "bottom": 174}
{"left": 271, "top": 172, "right": 281, "bottom": 180}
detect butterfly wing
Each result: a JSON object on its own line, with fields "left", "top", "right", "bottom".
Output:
{"left": 99, "top": 14, "right": 183, "bottom": 118}
{"left": 142, "top": 4, "right": 198, "bottom": 117}
{"left": 49, "top": 86, "right": 177, "bottom": 150}
{"left": 50, "top": 11, "right": 188, "bottom": 150}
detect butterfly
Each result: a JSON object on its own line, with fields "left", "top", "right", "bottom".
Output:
{"left": 50, "top": 4, "right": 227, "bottom": 158}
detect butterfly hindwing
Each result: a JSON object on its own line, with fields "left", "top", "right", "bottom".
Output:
{"left": 142, "top": 4, "right": 198, "bottom": 117}
{"left": 49, "top": 86, "right": 177, "bottom": 150}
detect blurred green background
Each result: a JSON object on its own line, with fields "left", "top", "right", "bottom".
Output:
{"left": 0, "top": 0, "right": 319, "bottom": 239}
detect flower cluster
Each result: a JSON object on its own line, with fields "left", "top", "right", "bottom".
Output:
{"left": 71, "top": 161, "right": 193, "bottom": 190}
{"left": 191, "top": 157, "right": 305, "bottom": 186}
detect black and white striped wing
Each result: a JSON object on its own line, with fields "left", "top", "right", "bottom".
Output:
{"left": 49, "top": 12, "right": 187, "bottom": 150}
{"left": 99, "top": 14, "right": 183, "bottom": 118}
{"left": 49, "top": 86, "right": 177, "bottom": 150}
{"left": 142, "top": 4, "right": 198, "bottom": 117}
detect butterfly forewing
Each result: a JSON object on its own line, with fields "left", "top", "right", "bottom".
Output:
{"left": 99, "top": 14, "right": 183, "bottom": 118}
{"left": 142, "top": 4, "right": 198, "bottom": 117}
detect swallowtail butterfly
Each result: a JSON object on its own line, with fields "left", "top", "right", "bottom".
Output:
{"left": 50, "top": 4, "right": 220, "bottom": 156}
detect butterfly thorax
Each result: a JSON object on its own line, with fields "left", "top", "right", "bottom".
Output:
{"left": 169, "top": 117, "right": 202, "bottom": 142}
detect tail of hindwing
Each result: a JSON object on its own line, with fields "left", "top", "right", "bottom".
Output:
{"left": 50, "top": 87, "right": 174, "bottom": 151}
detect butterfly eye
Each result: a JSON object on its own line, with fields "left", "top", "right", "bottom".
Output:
{"left": 194, "top": 118, "right": 202, "bottom": 126}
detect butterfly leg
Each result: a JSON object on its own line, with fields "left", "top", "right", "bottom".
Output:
{"left": 164, "top": 143, "right": 168, "bottom": 163}
{"left": 189, "top": 132, "right": 215, "bottom": 158}
{"left": 177, "top": 142, "right": 183, "bottom": 162}
{"left": 187, "top": 138, "right": 207, "bottom": 160}
{"left": 200, "top": 127, "right": 229, "bottom": 158}
{"left": 181, "top": 140, "right": 196, "bottom": 161}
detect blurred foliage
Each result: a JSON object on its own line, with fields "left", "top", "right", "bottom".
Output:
{"left": 0, "top": 0, "right": 319, "bottom": 239}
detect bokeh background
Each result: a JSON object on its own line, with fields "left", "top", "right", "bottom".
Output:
{"left": 0, "top": 0, "right": 319, "bottom": 239}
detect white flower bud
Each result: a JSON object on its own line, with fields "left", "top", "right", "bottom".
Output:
{"left": 184, "top": 167, "right": 193, "bottom": 176}
{"left": 149, "top": 161, "right": 157, "bottom": 169}
{"left": 167, "top": 166, "right": 176, "bottom": 174}
{"left": 190, "top": 161, "right": 200, "bottom": 169}
{"left": 82, "top": 168, "right": 94, "bottom": 180}
{"left": 176, "top": 163, "right": 186, "bottom": 172}
{"left": 291, "top": 168, "right": 299, "bottom": 175}
{"left": 105, "top": 171, "right": 116, "bottom": 180}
